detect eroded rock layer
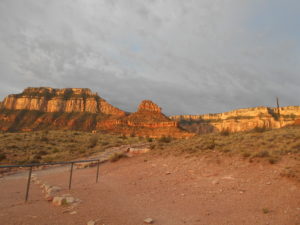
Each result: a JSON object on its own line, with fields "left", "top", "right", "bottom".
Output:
{"left": 1, "top": 87, "right": 125, "bottom": 116}
{"left": 170, "top": 106, "right": 300, "bottom": 134}
{"left": 0, "top": 88, "right": 192, "bottom": 138}
{"left": 97, "top": 100, "right": 193, "bottom": 138}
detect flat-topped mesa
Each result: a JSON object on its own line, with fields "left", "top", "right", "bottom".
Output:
{"left": 2, "top": 87, "right": 125, "bottom": 116}
{"left": 138, "top": 100, "right": 161, "bottom": 113}
{"left": 170, "top": 106, "right": 300, "bottom": 134}
{"left": 19, "top": 87, "right": 96, "bottom": 97}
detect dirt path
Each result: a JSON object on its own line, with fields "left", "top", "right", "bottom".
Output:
{"left": 0, "top": 154, "right": 299, "bottom": 225}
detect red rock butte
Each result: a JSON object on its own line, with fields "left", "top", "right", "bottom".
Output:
{"left": 0, "top": 87, "right": 193, "bottom": 138}
{"left": 138, "top": 100, "right": 161, "bottom": 113}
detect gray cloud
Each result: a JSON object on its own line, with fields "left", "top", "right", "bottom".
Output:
{"left": 0, "top": 0, "right": 299, "bottom": 115}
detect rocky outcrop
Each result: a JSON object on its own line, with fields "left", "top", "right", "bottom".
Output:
{"left": 138, "top": 100, "right": 161, "bottom": 113}
{"left": 0, "top": 88, "right": 193, "bottom": 138}
{"left": 1, "top": 87, "right": 125, "bottom": 116}
{"left": 97, "top": 100, "right": 193, "bottom": 138}
{"left": 170, "top": 106, "right": 300, "bottom": 134}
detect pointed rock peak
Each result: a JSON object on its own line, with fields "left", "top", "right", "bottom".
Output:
{"left": 138, "top": 100, "right": 161, "bottom": 113}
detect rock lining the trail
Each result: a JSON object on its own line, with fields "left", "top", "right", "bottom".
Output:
{"left": 31, "top": 174, "right": 79, "bottom": 207}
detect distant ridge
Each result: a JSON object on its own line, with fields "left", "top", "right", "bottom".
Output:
{"left": 170, "top": 106, "right": 300, "bottom": 133}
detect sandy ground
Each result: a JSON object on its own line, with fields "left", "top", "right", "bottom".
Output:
{"left": 0, "top": 154, "right": 299, "bottom": 225}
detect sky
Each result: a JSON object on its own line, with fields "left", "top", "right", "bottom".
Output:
{"left": 0, "top": 0, "right": 299, "bottom": 115}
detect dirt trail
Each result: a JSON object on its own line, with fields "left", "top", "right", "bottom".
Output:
{"left": 0, "top": 154, "right": 299, "bottom": 225}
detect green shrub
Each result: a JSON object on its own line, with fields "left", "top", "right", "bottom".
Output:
{"left": 220, "top": 129, "right": 230, "bottom": 136}
{"left": 147, "top": 137, "right": 153, "bottom": 142}
{"left": 38, "top": 150, "right": 48, "bottom": 156}
{"left": 268, "top": 157, "right": 279, "bottom": 164}
{"left": 242, "top": 152, "right": 251, "bottom": 158}
{"left": 52, "top": 148, "right": 59, "bottom": 153}
{"left": 109, "top": 152, "right": 127, "bottom": 162}
{"left": 100, "top": 141, "right": 109, "bottom": 146}
{"left": 159, "top": 136, "right": 172, "bottom": 143}
{"left": 0, "top": 153, "right": 6, "bottom": 161}
{"left": 262, "top": 208, "right": 270, "bottom": 214}
{"left": 255, "top": 150, "right": 270, "bottom": 158}
{"left": 150, "top": 144, "right": 156, "bottom": 150}
{"left": 88, "top": 135, "right": 98, "bottom": 148}
{"left": 252, "top": 126, "right": 267, "bottom": 133}
{"left": 40, "top": 136, "right": 49, "bottom": 142}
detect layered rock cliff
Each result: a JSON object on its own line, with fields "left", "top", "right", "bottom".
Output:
{"left": 170, "top": 106, "right": 300, "bottom": 134}
{"left": 0, "top": 88, "right": 192, "bottom": 138}
{"left": 96, "top": 100, "right": 193, "bottom": 138}
{"left": 1, "top": 87, "right": 125, "bottom": 116}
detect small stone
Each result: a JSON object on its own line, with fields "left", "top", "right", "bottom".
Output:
{"left": 35, "top": 180, "right": 41, "bottom": 184}
{"left": 52, "top": 197, "right": 66, "bottom": 206}
{"left": 144, "top": 218, "right": 154, "bottom": 224}
{"left": 70, "top": 211, "right": 77, "bottom": 215}
{"left": 266, "top": 182, "right": 271, "bottom": 185}
{"left": 47, "top": 186, "right": 61, "bottom": 195}
{"left": 165, "top": 172, "right": 171, "bottom": 175}
{"left": 212, "top": 179, "right": 219, "bottom": 185}
{"left": 44, "top": 184, "right": 52, "bottom": 192}
{"left": 87, "top": 220, "right": 96, "bottom": 225}
{"left": 45, "top": 194, "right": 54, "bottom": 201}
{"left": 66, "top": 197, "right": 75, "bottom": 204}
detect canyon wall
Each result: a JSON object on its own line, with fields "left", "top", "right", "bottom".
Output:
{"left": 96, "top": 100, "right": 193, "bottom": 138}
{"left": 1, "top": 87, "right": 125, "bottom": 116}
{"left": 0, "top": 88, "right": 192, "bottom": 138}
{"left": 170, "top": 106, "right": 300, "bottom": 134}
{"left": 1, "top": 87, "right": 298, "bottom": 136}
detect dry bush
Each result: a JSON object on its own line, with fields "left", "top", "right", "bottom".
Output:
{"left": 88, "top": 135, "right": 98, "bottom": 148}
{"left": 109, "top": 152, "right": 127, "bottom": 162}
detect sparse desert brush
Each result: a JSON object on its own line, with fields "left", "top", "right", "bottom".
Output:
{"left": 262, "top": 208, "right": 270, "bottom": 214}
{"left": 280, "top": 167, "right": 299, "bottom": 180}
{"left": 109, "top": 152, "right": 127, "bottom": 162}
{"left": 150, "top": 144, "right": 156, "bottom": 150}
{"left": 220, "top": 129, "right": 230, "bottom": 136}
{"left": 254, "top": 150, "right": 270, "bottom": 158}
{"left": 150, "top": 125, "right": 300, "bottom": 165}
{"left": 146, "top": 137, "right": 153, "bottom": 142}
{"left": 242, "top": 152, "right": 251, "bottom": 158}
{"left": 268, "top": 157, "right": 279, "bottom": 164}
{"left": 252, "top": 126, "right": 267, "bottom": 133}
{"left": 0, "top": 130, "right": 144, "bottom": 165}
{"left": 159, "top": 135, "right": 172, "bottom": 143}
{"left": 88, "top": 135, "right": 98, "bottom": 148}
{"left": 0, "top": 153, "right": 6, "bottom": 161}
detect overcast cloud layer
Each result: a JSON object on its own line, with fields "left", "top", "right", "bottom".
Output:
{"left": 0, "top": 0, "right": 299, "bottom": 115}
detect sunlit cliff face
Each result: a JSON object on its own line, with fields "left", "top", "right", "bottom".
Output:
{"left": 0, "top": 87, "right": 192, "bottom": 138}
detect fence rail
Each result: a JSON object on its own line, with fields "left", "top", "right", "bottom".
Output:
{"left": 0, "top": 159, "right": 101, "bottom": 202}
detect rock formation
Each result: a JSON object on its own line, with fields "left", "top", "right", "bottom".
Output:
{"left": 1, "top": 87, "right": 125, "bottom": 116}
{"left": 96, "top": 100, "right": 193, "bottom": 138}
{"left": 2, "top": 87, "right": 298, "bottom": 136}
{"left": 170, "top": 106, "right": 300, "bottom": 134}
{"left": 0, "top": 88, "right": 192, "bottom": 138}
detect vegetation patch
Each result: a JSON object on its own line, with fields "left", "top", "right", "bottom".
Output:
{"left": 109, "top": 152, "right": 127, "bottom": 162}
{"left": 0, "top": 130, "right": 145, "bottom": 165}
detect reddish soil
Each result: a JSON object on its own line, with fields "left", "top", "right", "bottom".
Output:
{"left": 0, "top": 154, "right": 299, "bottom": 225}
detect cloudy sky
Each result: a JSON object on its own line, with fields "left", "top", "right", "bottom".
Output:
{"left": 0, "top": 0, "right": 299, "bottom": 115}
